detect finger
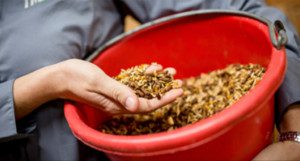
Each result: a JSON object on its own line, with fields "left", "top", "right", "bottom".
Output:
{"left": 78, "top": 92, "right": 127, "bottom": 114}
{"left": 164, "top": 67, "right": 176, "bottom": 76}
{"left": 174, "top": 79, "right": 183, "bottom": 87}
{"left": 145, "top": 63, "right": 163, "bottom": 74}
{"left": 136, "top": 88, "right": 183, "bottom": 112}
{"left": 96, "top": 75, "right": 139, "bottom": 112}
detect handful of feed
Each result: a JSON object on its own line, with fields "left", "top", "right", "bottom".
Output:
{"left": 114, "top": 63, "right": 180, "bottom": 99}
{"left": 100, "top": 63, "right": 265, "bottom": 135}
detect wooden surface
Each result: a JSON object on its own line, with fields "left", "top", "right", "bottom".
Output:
{"left": 124, "top": 15, "right": 140, "bottom": 32}
{"left": 266, "top": 0, "right": 300, "bottom": 35}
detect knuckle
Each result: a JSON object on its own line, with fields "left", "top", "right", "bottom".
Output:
{"left": 111, "top": 87, "right": 122, "bottom": 102}
{"left": 144, "top": 100, "right": 155, "bottom": 112}
{"left": 88, "top": 76, "right": 98, "bottom": 87}
{"left": 140, "top": 100, "right": 155, "bottom": 112}
{"left": 98, "top": 96, "right": 120, "bottom": 113}
{"left": 86, "top": 73, "right": 101, "bottom": 89}
{"left": 98, "top": 96, "right": 111, "bottom": 107}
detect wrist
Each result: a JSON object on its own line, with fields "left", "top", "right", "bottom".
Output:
{"left": 48, "top": 63, "right": 68, "bottom": 99}
{"left": 51, "top": 60, "right": 76, "bottom": 100}
{"left": 13, "top": 64, "right": 65, "bottom": 119}
{"left": 280, "top": 104, "right": 300, "bottom": 132}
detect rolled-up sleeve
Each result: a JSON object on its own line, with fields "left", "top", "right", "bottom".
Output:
{"left": 0, "top": 80, "right": 17, "bottom": 139}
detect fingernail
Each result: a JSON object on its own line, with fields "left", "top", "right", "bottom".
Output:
{"left": 125, "top": 97, "right": 136, "bottom": 111}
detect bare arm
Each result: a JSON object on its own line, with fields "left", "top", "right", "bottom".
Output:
{"left": 13, "top": 59, "right": 183, "bottom": 119}
{"left": 253, "top": 106, "right": 300, "bottom": 160}
{"left": 280, "top": 105, "right": 300, "bottom": 132}
{"left": 13, "top": 64, "right": 63, "bottom": 119}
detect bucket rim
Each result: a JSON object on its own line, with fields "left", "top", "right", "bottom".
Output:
{"left": 85, "top": 9, "right": 287, "bottom": 62}
{"left": 64, "top": 10, "right": 287, "bottom": 156}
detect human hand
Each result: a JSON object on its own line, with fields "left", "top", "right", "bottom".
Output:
{"left": 253, "top": 105, "right": 300, "bottom": 160}
{"left": 56, "top": 59, "right": 183, "bottom": 114}
{"left": 253, "top": 141, "right": 300, "bottom": 160}
{"left": 14, "top": 59, "right": 183, "bottom": 119}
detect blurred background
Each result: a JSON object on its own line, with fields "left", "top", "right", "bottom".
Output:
{"left": 266, "top": 0, "right": 300, "bottom": 34}
{"left": 125, "top": 0, "right": 300, "bottom": 35}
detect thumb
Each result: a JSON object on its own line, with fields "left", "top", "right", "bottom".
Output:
{"left": 97, "top": 75, "right": 139, "bottom": 112}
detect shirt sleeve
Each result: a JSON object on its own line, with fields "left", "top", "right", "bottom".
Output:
{"left": 0, "top": 80, "right": 18, "bottom": 139}
{"left": 119, "top": 0, "right": 300, "bottom": 127}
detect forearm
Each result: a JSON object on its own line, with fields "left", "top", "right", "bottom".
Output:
{"left": 280, "top": 104, "right": 300, "bottom": 132}
{"left": 13, "top": 64, "right": 63, "bottom": 119}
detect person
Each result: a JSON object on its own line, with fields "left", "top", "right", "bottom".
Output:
{"left": 0, "top": 0, "right": 299, "bottom": 160}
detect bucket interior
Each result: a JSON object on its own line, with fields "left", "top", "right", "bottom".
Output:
{"left": 64, "top": 13, "right": 285, "bottom": 157}
{"left": 83, "top": 14, "right": 273, "bottom": 128}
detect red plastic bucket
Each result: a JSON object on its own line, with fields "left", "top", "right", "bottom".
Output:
{"left": 64, "top": 10, "right": 287, "bottom": 160}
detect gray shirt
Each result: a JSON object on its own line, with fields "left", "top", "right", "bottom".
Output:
{"left": 0, "top": 0, "right": 299, "bottom": 160}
